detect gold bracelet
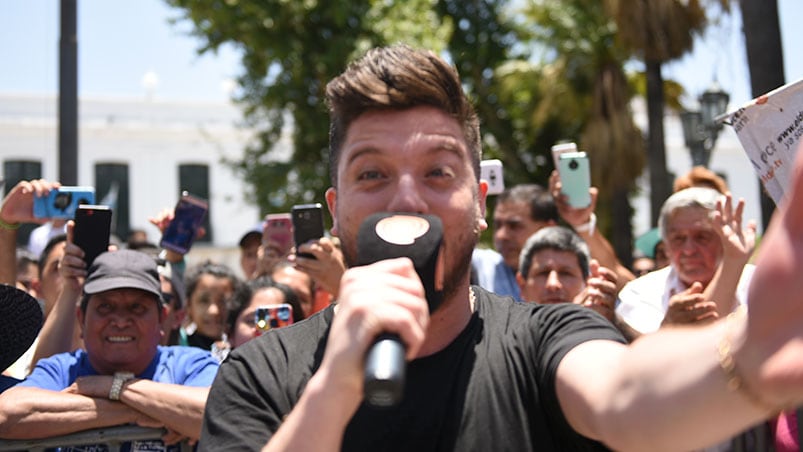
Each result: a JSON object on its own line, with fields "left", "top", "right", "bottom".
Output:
{"left": 0, "top": 217, "right": 20, "bottom": 230}
{"left": 717, "top": 306, "right": 778, "bottom": 414}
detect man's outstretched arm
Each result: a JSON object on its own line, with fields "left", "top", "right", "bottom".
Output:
{"left": 556, "top": 142, "right": 803, "bottom": 452}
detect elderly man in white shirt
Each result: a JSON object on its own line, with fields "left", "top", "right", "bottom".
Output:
{"left": 617, "top": 187, "right": 756, "bottom": 335}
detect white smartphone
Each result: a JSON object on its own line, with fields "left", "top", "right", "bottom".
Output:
{"left": 557, "top": 152, "right": 591, "bottom": 208}
{"left": 480, "top": 159, "right": 505, "bottom": 195}
{"left": 551, "top": 142, "right": 578, "bottom": 171}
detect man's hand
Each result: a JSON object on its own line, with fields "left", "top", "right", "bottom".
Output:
{"left": 291, "top": 237, "right": 346, "bottom": 296}
{"left": 574, "top": 260, "right": 617, "bottom": 321}
{"left": 59, "top": 221, "right": 89, "bottom": 294}
{"left": 549, "top": 170, "right": 599, "bottom": 228}
{"left": 0, "top": 179, "right": 60, "bottom": 226}
{"left": 661, "top": 282, "right": 718, "bottom": 327}
{"left": 316, "top": 258, "right": 429, "bottom": 410}
{"left": 712, "top": 193, "right": 757, "bottom": 263}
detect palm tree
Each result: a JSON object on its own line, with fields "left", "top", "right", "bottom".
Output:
{"left": 523, "top": 0, "right": 645, "bottom": 263}
{"left": 604, "top": 0, "right": 729, "bottom": 225}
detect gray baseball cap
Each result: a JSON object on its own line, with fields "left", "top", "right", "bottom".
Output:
{"left": 83, "top": 250, "right": 162, "bottom": 301}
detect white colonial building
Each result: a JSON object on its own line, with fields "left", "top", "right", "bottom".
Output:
{"left": 0, "top": 93, "right": 290, "bottom": 274}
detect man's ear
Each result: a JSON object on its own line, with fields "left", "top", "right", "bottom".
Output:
{"left": 516, "top": 272, "right": 525, "bottom": 293}
{"left": 325, "top": 187, "right": 338, "bottom": 236}
{"left": 477, "top": 180, "right": 489, "bottom": 232}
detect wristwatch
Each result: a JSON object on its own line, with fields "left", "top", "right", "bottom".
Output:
{"left": 108, "top": 372, "right": 135, "bottom": 401}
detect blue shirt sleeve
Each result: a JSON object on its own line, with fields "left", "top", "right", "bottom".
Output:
{"left": 18, "top": 351, "right": 85, "bottom": 391}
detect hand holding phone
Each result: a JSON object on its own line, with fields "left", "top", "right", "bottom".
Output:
{"left": 160, "top": 192, "right": 208, "bottom": 254}
{"left": 73, "top": 205, "right": 112, "bottom": 266}
{"left": 291, "top": 203, "right": 325, "bottom": 259}
{"left": 33, "top": 186, "right": 95, "bottom": 219}
{"left": 557, "top": 152, "right": 591, "bottom": 208}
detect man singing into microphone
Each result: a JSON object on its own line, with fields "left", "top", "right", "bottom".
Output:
{"left": 200, "top": 45, "right": 803, "bottom": 451}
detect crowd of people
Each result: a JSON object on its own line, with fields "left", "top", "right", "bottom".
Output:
{"left": 0, "top": 44, "right": 802, "bottom": 451}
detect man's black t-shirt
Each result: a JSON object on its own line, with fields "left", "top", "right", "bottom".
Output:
{"left": 199, "top": 287, "right": 626, "bottom": 451}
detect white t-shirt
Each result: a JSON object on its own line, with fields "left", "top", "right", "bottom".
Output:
{"left": 616, "top": 264, "right": 755, "bottom": 334}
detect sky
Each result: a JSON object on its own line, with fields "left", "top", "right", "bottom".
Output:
{"left": 0, "top": 1, "right": 801, "bottom": 107}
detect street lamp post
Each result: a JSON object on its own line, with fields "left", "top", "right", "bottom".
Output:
{"left": 680, "top": 82, "right": 730, "bottom": 168}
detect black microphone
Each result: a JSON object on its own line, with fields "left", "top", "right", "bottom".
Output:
{"left": 356, "top": 212, "right": 443, "bottom": 407}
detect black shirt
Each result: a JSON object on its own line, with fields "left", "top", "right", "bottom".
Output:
{"left": 199, "top": 287, "right": 625, "bottom": 451}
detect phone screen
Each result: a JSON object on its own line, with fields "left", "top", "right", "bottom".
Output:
{"left": 73, "top": 205, "right": 112, "bottom": 266}
{"left": 291, "top": 203, "right": 325, "bottom": 259}
{"left": 254, "top": 304, "right": 294, "bottom": 336}
{"left": 160, "top": 192, "right": 209, "bottom": 254}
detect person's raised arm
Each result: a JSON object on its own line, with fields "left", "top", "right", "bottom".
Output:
{"left": 549, "top": 171, "right": 635, "bottom": 290}
{"left": 553, "top": 143, "right": 803, "bottom": 451}
{"left": 704, "top": 193, "right": 757, "bottom": 317}
{"left": 31, "top": 221, "right": 85, "bottom": 368}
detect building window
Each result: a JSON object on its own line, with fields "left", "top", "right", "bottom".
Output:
{"left": 179, "top": 164, "right": 212, "bottom": 243}
{"left": 95, "top": 163, "right": 130, "bottom": 243}
{"left": 3, "top": 160, "right": 43, "bottom": 246}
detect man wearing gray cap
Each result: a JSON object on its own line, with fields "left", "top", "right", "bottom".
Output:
{"left": 0, "top": 250, "right": 219, "bottom": 448}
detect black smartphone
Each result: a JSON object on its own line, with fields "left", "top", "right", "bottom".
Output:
{"left": 160, "top": 192, "right": 209, "bottom": 254}
{"left": 291, "top": 203, "right": 325, "bottom": 259}
{"left": 73, "top": 205, "right": 112, "bottom": 266}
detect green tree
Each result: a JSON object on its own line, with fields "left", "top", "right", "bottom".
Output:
{"left": 165, "top": 0, "right": 451, "bottom": 215}
{"left": 522, "top": 0, "right": 645, "bottom": 262}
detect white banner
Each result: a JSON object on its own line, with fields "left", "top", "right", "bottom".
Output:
{"left": 730, "top": 78, "right": 803, "bottom": 205}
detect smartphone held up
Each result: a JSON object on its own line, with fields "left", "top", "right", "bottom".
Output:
{"left": 73, "top": 205, "right": 112, "bottom": 266}
{"left": 291, "top": 203, "right": 325, "bottom": 259}
{"left": 160, "top": 192, "right": 208, "bottom": 254}
{"left": 557, "top": 151, "right": 591, "bottom": 209}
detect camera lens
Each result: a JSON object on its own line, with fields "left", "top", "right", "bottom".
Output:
{"left": 54, "top": 193, "right": 72, "bottom": 211}
{"left": 568, "top": 160, "right": 579, "bottom": 170}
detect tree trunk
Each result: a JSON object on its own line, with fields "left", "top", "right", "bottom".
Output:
{"left": 645, "top": 59, "right": 670, "bottom": 226}
{"left": 612, "top": 187, "right": 634, "bottom": 268}
{"left": 739, "top": 0, "right": 785, "bottom": 230}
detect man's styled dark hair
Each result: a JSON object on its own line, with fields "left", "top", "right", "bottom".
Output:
{"left": 518, "top": 226, "right": 590, "bottom": 279}
{"left": 497, "top": 184, "right": 559, "bottom": 224}
{"left": 325, "top": 44, "right": 481, "bottom": 188}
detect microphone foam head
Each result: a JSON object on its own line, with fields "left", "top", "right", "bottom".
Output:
{"left": 357, "top": 213, "right": 444, "bottom": 312}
